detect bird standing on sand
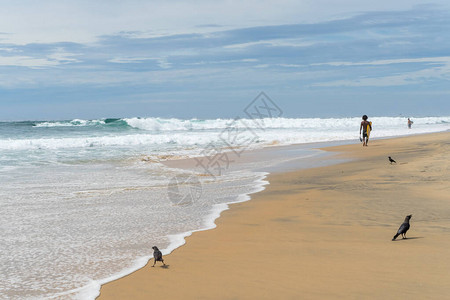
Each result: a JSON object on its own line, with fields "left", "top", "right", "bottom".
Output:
{"left": 388, "top": 156, "right": 397, "bottom": 164}
{"left": 392, "top": 215, "right": 412, "bottom": 241}
{"left": 152, "top": 246, "right": 165, "bottom": 267}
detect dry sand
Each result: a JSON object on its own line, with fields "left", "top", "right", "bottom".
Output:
{"left": 98, "top": 132, "right": 450, "bottom": 299}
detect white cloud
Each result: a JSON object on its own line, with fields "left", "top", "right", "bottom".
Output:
{"left": 108, "top": 56, "right": 172, "bottom": 69}
{"left": 224, "top": 39, "right": 317, "bottom": 49}
{"left": 108, "top": 57, "right": 154, "bottom": 64}
{"left": 0, "top": 55, "right": 59, "bottom": 68}
{"left": 312, "top": 56, "right": 450, "bottom": 67}
{"left": 47, "top": 48, "right": 81, "bottom": 63}
{"left": 1, "top": 0, "right": 448, "bottom": 45}
{"left": 313, "top": 57, "right": 450, "bottom": 87}
{"left": 0, "top": 47, "right": 18, "bottom": 53}
{"left": 0, "top": 48, "right": 81, "bottom": 68}
{"left": 156, "top": 57, "right": 171, "bottom": 69}
{"left": 277, "top": 64, "right": 304, "bottom": 68}
{"left": 182, "top": 58, "right": 258, "bottom": 66}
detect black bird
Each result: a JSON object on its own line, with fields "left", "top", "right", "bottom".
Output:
{"left": 388, "top": 156, "right": 397, "bottom": 164}
{"left": 152, "top": 246, "right": 165, "bottom": 267}
{"left": 392, "top": 215, "right": 412, "bottom": 241}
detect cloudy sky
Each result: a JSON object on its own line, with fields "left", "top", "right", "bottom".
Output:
{"left": 1, "top": 0, "right": 450, "bottom": 120}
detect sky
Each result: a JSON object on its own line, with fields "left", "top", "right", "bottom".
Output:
{"left": 1, "top": 0, "right": 450, "bottom": 120}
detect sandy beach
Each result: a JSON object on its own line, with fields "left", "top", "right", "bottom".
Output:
{"left": 98, "top": 132, "right": 450, "bottom": 299}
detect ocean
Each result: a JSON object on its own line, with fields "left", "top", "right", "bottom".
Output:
{"left": 0, "top": 116, "right": 449, "bottom": 299}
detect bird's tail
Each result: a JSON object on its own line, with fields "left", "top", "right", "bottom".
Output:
{"left": 392, "top": 233, "right": 400, "bottom": 241}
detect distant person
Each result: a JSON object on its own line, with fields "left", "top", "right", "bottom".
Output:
{"left": 359, "top": 115, "right": 372, "bottom": 147}
{"left": 407, "top": 118, "right": 413, "bottom": 129}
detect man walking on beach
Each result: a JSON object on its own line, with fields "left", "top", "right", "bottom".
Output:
{"left": 360, "top": 115, "right": 372, "bottom": 147}
{"left": 408, "top": 118, "right": 413, "bottom": 129}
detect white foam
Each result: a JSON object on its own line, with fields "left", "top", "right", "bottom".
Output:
{"left": 21, "top": 116, "right": 450, "bottom": 131}
{"left": 33, "top": 119, "right": 106, "bottom": 127}
{"left": 0, "top": 161, "right": 269, "bottom": 299}
{"left": 123, "top": 116, "right": 450, "bottom": 131}
{"left": 70, "top": 172, "right": 269, "bottom": 300}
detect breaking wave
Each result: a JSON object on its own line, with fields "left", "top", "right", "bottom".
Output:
{"left": 28, "top": 116, "right": 450, "bottom": 131}
{"left": 2, "top": 116, "right": 449, "bottom": 151}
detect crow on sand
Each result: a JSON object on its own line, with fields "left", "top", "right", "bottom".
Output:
{"left": 392, "top": 215, "right": 412, "bottom": 241}
{"left": 152, "top": 246, "right": 165, "bottom": 267}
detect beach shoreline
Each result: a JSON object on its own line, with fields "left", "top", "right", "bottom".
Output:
{"left": 98, "top": 131, "right": 450, "bottom": 299}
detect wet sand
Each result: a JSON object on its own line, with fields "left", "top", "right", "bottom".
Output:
{"left": 98, "top": 131, "right": 450, "bottom": 299}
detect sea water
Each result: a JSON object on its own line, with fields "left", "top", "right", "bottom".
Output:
{"left": 0, "top": 116, "right": 448, "bottom": 299}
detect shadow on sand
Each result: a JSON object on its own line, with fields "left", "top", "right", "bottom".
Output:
{"left": 392, "top": 237, "right": 424, "bottom": 241}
